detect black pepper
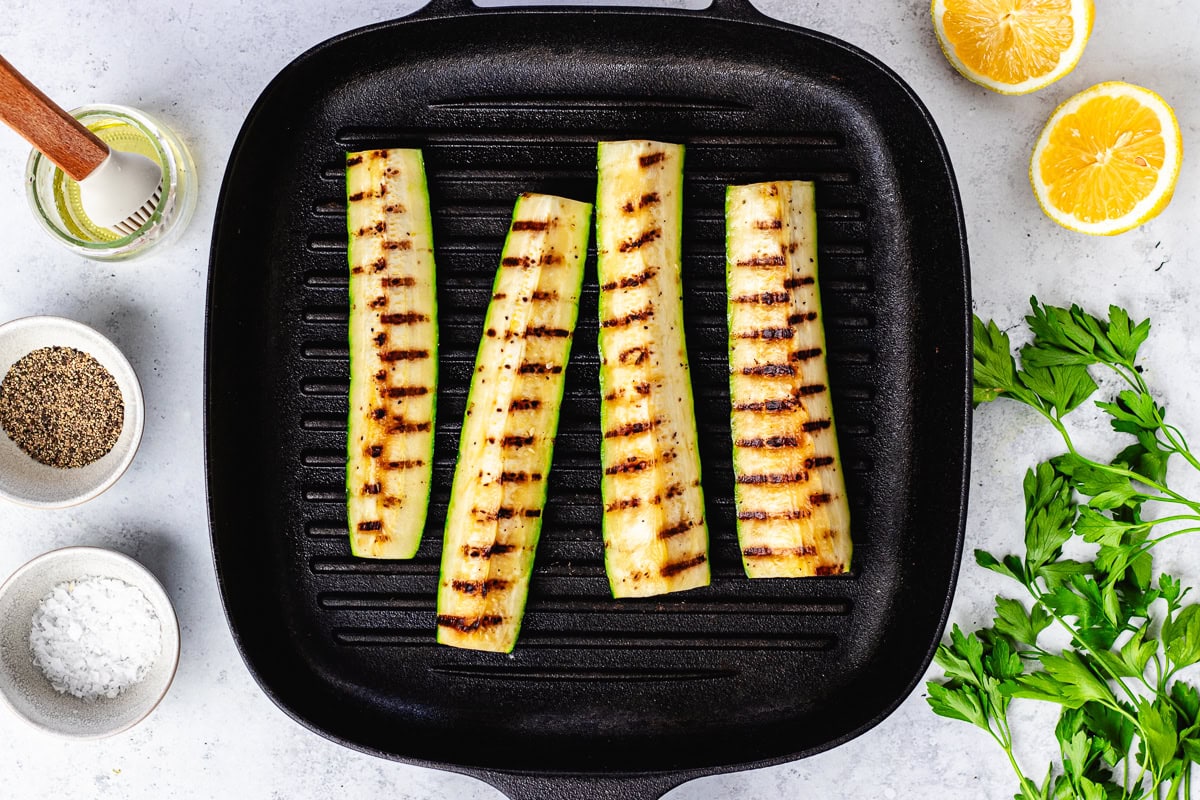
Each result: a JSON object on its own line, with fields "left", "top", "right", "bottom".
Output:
{"left": 0, "top": 346, "right": 124, "bottom": 468}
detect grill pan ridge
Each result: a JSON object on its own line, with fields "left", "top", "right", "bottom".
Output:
{"left": 205, "top": 1, "right": 971, "bottom": 798}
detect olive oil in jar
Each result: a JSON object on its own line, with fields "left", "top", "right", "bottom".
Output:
{"left": 52, "top": 118, "right": 161, "bottom": 242}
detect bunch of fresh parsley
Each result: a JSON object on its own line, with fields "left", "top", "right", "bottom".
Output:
{"left": 928, "top": 298, "right": 1200, "bottom": 800}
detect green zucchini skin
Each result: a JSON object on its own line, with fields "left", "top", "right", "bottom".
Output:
{"left": 346, "top": 148, "right": 438, "bottom": 559}
{"left": 437, "top": 192, "right": 592, "bottom": 652}
{"left": 596, "top": 140, "right": 710, "bottom": 598}
{"left": 725, "top": 180, "right": 851, "bottom": 578}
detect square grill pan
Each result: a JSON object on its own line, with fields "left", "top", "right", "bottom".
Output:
{"left": 205, "top": 1, "right": 971, "bottom": 797}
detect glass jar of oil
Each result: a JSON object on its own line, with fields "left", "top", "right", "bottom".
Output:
{"left": 24, "top": 104, "right": 196, "bottom": 261}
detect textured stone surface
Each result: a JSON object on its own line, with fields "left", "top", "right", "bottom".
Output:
{"left": 0, "top": 0, "right": 1196, "bottom": 797}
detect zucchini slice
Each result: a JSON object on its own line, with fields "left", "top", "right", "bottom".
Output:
{"left": 725, "top": 180, "right": 852, "bottom": 577}
{"left": 437, "top": 192, "right": 592, "bottom": 652}
{"left": 346, "top": 148, "right": 438, "bottom": 559}
{"left": 596, "top": 140, "right": 710, "bottom": 598}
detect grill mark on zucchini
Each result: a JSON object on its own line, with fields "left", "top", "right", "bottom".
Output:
{"left": 509, "top": 398, "right": 541, "bottom": 411}
{"left": 517, "top": 362, "right": 563, "bottom": 375}
{"left": 661, "top": 553, "right": 707, "bottom": 577}
{"left": 791, "top": 347, "right": 823, "bottom": 361}
{"left": 796, "top": 383, "right": 827, "bottom": 396}
{"left": 501, "top": 434, "right": 536, "bottom": 448}
{"left": 737, "top": 509, "right": 813, "bottom": 521}
{"left": 357, "top": 520, "right": 382, "bottom": 531}
{"left": 803, "top": 419, "right": 832, "bottom": 432}
{"left": 604, "top": 419, "right": 660, "bottom": 439}
{"left": 605, "top": 456, "right": 655, "bottom": 475}
{"left": 451, "top": 579, "right": 511, "bottom": 597}
{"left": 381, "top": 459, "right": 425, "bottom": 470}
{"left": 380, "top": 349, "right": 429, "bottom": 362}
{"left": 805, "top": 455, "right": 836, "bottom": 469}
{"left": 755, "top": 219, "right": 783, "bottom": 230}
{"left": 743, "top": 545, "right": 817, "bottom": 557}
{"left": 736, "top": 255, "right": 786, "bottom": 267}
{"left": 784, "top": 276, "right": 815, "bottom": 288}
{"left": 601, "top": 307, "right": 654, "bottom": 328}
{"left": 618, "top": 228, "right": 661, "bottom": 252}
{"left": 618, "top": 346, "right": 652, "bottom": 365}
{"left": 735, "top": 327, "right": 795, "bottom": 340}
{"left": 531, "top": 290, "right": 558, "bottom": 301}
{"left": 601, "top": 267, "right": 657, "bottom": 292}
{"left": 788, "top": 311, "right": 818, "bottom": 324}
{"left": 389, "top": 419, "right": 432, "bottom": 433}
{"left": 380, "top": 312, "right": 428, "bottom": 325}
{"left": 510, "top": 220, "right": 551, "bottom": 232}
{"left": 437, "top": 614, "right": 504, "bottom": 633}
{"left": 524, "top": 326, "right": 571, "bottom": 339}
{"left": 741, "top": 363, "right": 796, "bottom": 377}
{"left": 386, "top": 385, "right": 429, "bottom": 398}
{"left": 463, "top": 542, "right": 517, "bottom": 559}
{"left": 733, "top": 398, "right": 798, "bottom": 412}
{"left": 736, "top": 436, "right": 801, "bottom": 448}
{"left": 606, "top": 497, "right": 640, "bottom": 512}
{"left": 385, "top": 276, "right": 418, "bottom": 287}
{"left": 659, "top": 519, "right": 699, "bottom": 539}
{"left": 382, "top": 239, "right": 412, "bottom": 251}
{"left": 736, "top": 471, "right": 808, "bottom": 485}
{"left": 639, "top": 152, "right": 666, "bottom": 167}
{"left": 733, "top": 292, "right": 789, "bottom": 305}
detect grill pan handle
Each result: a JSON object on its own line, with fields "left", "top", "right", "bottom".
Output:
{"left": 412, "top": 0, "right": 767, "bottom": 22}
{"left": 480, "top": 771, "right": 690, "bottom": 800}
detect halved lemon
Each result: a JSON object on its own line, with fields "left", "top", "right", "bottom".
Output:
{"left": 932, "top": 0, "right": 1094, "bottom": 95}
{"left": 1031, "top": 82, "right": 1183, "bottom": 236}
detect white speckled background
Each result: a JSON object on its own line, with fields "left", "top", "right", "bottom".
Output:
{"left": 0, "top": 1, "right": 1195, "bottom": 797}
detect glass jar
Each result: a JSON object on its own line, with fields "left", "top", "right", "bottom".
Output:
{"left": 24, "top": 104, "right": 197, "bottom": 261}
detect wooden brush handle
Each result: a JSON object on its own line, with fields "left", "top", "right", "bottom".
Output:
{"left": 0, "top": 54, "right": 108, "bottom": 181}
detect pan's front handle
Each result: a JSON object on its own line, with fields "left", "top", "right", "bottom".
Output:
{"left": 411, "top": 0, "right": 768, "bottom": 23}
{"left": 479, "top": 771, "right": 691, "bottom": 800}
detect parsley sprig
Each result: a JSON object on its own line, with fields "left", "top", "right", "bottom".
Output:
{"left": 929, "top": 298, "right": 1200, "bottom": 800}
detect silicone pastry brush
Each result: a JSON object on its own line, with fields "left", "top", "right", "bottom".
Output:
{"left": 0, "top": 54, "right": 162, "bottom": 235}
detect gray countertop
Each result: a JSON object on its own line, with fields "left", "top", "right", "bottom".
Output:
{"left": 0, "top": 1, "right": 1196, "bottom": 797}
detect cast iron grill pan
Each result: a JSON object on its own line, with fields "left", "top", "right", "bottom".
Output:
{"left": 205, "top": 2, "right": 971, "bottom": 797}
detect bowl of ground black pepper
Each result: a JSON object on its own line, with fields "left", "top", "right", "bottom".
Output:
{"left": 0, "top": 316, "right": 144, "bottom": 507}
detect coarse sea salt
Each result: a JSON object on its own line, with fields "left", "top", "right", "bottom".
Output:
{"left": 29, "top": 575, "right": 161, "bottom": 701}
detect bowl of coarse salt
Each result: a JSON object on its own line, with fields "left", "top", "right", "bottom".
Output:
{"left": 0, "top": 546, "right": 179, "bottom": 738}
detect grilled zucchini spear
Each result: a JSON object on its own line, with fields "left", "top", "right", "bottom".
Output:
{"left": 726, "top": 180, "right": 851, "bottom": 577}
{"left": 346, "top": 148, "right": 437, "bottom": 559}
{"left": 597, "top": 140, "right": 710, "bottom": 598}
{"left": 437, "top": 193, "right": 592, "bottom": 652}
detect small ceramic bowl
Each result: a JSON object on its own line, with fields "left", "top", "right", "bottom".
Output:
{"left": 0, "top": 316, "right": 144, "bottom": 508}
{"left": 0, "top": 546, "right": 180, "bottom": 739}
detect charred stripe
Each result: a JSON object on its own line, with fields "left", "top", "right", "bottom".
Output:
{"left": 381, "top": 349, "right": 429, "bottom": 362}
{"left": 601, "top": 307, "right": 654, "bottom": 328}
{"left": 618, "top": 228, "right": 661, "bottom": 253}
{"left": 736, "top": 471, "right": 808, "bottom": 485}
{"left": 659, "top": 520, "right": 698, "bottom": 539}
{"left": 661, "top": 553, "right": 707, "bottom": 577}
{"left": 737, "top": 509, "right": 812, "bottom": 521}
{"left": 732, "top": 292, "right": 789, "bottom": 305}
{"left": 436, "top": 614, "right": 504, "bottom": 633}
{"left": 451, "top": 579, "right": 511, "bottom": 597}
{"left": 784, "top": 276, "right": 815, "bottom": 288}
{"left": 743, "top": 545, "right": 817, "bottom": 557}
{"left": 735, "top": 436, "right": 801, "bottom": 448}
{"left": 741, "top": 363, "right": 796, "bottom": 377}
{"left": 604, "top": 419, "right": 659, "bottom": 439}
{"left": 639, "top": 152, "right": 666, "bottom": 167}
{"left": 387, "top": 385, "right": 429, "bottom": 398}
{"left": 791, "top": 348, "right": 823, "bottom": 361}
{"left": 380, "top": 312, "right": 428, "bottom": 324}
{"left": 511, "top": 220, "right": 551, "bottom": 232}
{"left": 736, "top": 255, "right": 786, "bottom": 267}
